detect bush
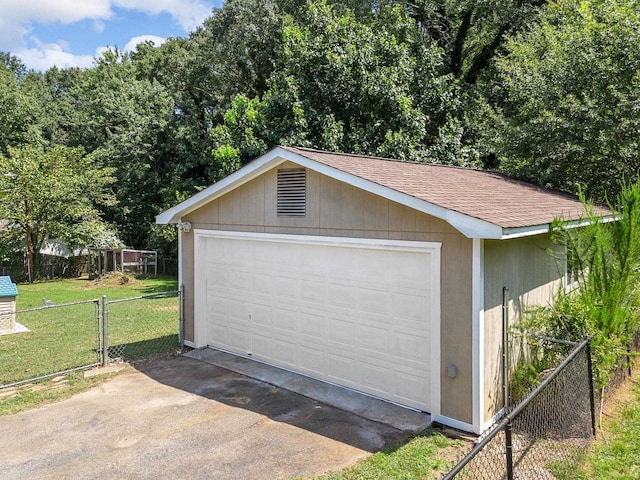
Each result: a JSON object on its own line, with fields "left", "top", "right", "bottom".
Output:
{"left": 522, "top": 181, "right": 640, "bottom": 387}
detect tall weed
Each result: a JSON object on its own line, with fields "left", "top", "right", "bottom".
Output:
{"left": 531, "top": 182, "right": 640, "bottom": 386}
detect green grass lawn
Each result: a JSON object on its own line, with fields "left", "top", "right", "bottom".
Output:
{"left": 0, "top": 371, "right": 113, "bottom": 416}
{"left": 313, "top": 432, "right": 464, "bottom": 480}
{"left": 14, "top": 275, "right": 178, "bottom": 309}
{"left": 568, "top": 377, "right": 640, "bottom": 479}
{"left": 0, "top": 275, "right": 179, "bottom": 385}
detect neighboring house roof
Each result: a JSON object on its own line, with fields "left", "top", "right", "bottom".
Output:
{"left": 0, "top": 276, "right": 18, "bottom": 297}
{"left": 157, "top": 146, "right": 612, "bottom": 239}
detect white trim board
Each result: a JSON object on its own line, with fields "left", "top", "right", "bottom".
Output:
{"left": 471, "top": 238, "right": 485, "bottom": 434}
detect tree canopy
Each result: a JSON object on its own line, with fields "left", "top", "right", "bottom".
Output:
{"left": 0, "top": 144, "right": 116, "bottom": 280}
{"left": 494, "top": 0, "right": 640, "bottom": 202}
{"left": 0, "top": 0, "right": 636, "bottom": 261}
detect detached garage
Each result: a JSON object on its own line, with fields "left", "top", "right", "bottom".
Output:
{"left": 157, "top": 146, "right": 610, "bottom": 433}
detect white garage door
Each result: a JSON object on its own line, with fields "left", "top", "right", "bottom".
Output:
{"left": 194, "top": 231, "right": 441, "bottom": 413}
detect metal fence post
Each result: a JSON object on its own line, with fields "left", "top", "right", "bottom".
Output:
{"left": 505, "top": 420, "right": 515, "bottom": 480}
{"left": 102, "top": 295, "right": 109, "bottom": 366}
{"left": 95, "top": 299, "right": 102, "bottom": 365}
{"left": 586, "top": 338, "right": 597, "bottom": 437}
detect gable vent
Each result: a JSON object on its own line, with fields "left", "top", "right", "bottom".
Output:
{"left": 277, "top": 168, "right": 306, "bottom": 217}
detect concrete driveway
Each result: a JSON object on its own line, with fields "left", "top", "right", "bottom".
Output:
{"left": 0, "top": 350, "right": 430, "bottom": 480}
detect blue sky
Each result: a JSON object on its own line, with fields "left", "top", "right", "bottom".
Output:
{"left": 0, "top": 0, "right": 223, "bottom": 71}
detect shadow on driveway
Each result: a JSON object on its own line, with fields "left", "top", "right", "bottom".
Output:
{"left": 0, "top": 353, "right": 428, "bottom": 480}
{"left": 133, "top": 353, "right": 415, "bottom": 453}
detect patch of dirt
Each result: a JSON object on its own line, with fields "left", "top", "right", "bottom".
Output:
{"left": 599, "top": 359, "right": 640, "bottom": 420}
{"left": 80, "top": 271, "right": 142, "bottom": 290}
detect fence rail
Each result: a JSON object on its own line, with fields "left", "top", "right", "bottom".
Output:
{"left": 0, "top": 290, "right": 180, "bottom": 388}
{"left": 444, "top": 338, "right": 594, "bottom": 479}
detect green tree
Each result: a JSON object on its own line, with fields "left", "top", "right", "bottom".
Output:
{"left": 0, "top": 53, "right": 42, "bottom": 153}
{"left": 212, "top": 2, "right": 472, "bottom": 166}
{"left": 74, "top": 49, "right": 175, "bottom": 248}
{"left": 494, "top": 0, "right": 640, "bottom": 202}
{"left": 0, "top": 145, "right": 117, "bottom": 282}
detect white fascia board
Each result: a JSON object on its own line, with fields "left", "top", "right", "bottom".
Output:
{"left": 501, "top": 225, "right": 551, "bottom": 240}
{"left": 500, "top": 214, "right": 617, "bottom": 240}
{"left": 156, "top": 146, "right": 292, "bottom": 224}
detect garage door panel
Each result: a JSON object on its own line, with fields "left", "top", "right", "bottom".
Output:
{"left": 300, "top": 312, "right": 324, "bottom": 338}
{"left": 252, "top": 273, "right": 275, "bottom": 296}
{"left": 298, "top": 345, "right": 324, "bottom": 375}
{"left": 327, "top": 317, "right": 356, "bottom": 346}
{"left": 250, "top": 303, "right": 274, "bottom": 327}
{"left": 394, "top": 371, "right": 430, "bottom": 408}
{"left": 226, "top": 327, "right": 250, "bottom": 353}
{"left": 300, "top": 280, "right": 326, "bottom": 304}
{"left": 392, "top": 293, "right": 429, "bottom": 322}
{"left": 357, "top": 288, "right": 390, "bottom": 315}
{"left": 199, "top": 232, "right": 439, "bottom": 413}
{"left": 275, "top": 277, "right": 299, "bottom": 302}
{"left": 274, "top": 308, "right": 297, "bottom": 333}
{"left": 394, "top": 332, "right": 430, "bottom": 362}
{"left": 251, "top": 332, "right": 273, "bottom": 357}
{"left": 327, "top": 283, "right": 355, "bottom": 308}
{"left": 274, "top": 339, "right": 297, "bottom": 366}
{"left": 358, "top": 324, "right": 389, "bottom": 354}
{"left": 326, "top": 352, "right": 357, "bottom": 385}
{"left": 359, "top": 361, "right": 392, "bottom": 392}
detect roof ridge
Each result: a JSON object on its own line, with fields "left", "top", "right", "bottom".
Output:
{"left": 285, "top": 145, "right": 515, "bottom": 176}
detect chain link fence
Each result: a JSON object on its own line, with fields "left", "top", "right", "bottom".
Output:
{"left": 0, "top": 290, "right": 180, "bottom": 388}
{"left": 444, "top": 338, "right": 595, "bottom": 479}
{"left": 1, "top": 257, "right": 177, "bottom": 282}
{"left": 0, "top": 300, "right": 101, "bottom": 387}
{"left": 104, "top": 291, "right": 180, "bottom": 362}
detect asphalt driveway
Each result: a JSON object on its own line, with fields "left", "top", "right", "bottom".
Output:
{"left": 0, "top": 352, "right": 428, "bottom": 479}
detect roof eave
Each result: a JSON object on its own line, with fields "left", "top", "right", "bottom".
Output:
{"left": 499, "top": 214, "right": 617, "bottom": 240}
{"left": 156, "top": 146, "right": 291, "bottom": 224}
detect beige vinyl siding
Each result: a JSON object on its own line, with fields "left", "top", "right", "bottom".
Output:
{"left": 482, "top": 235, "right": 565, "bottom": 422}
{"left": 183, "top": 162, "right": 474, "bottom": 423}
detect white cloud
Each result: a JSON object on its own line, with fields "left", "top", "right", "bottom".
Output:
{"left": 123, "top": 35, "right": 167, "bottom": 53}
{"left": 14, "top": 43, "right": 98, "bottom": 71}
{"left": 113, "top": 0, "right": 215, "bottom": 31}
{"left": 14, "top": 34, "right": 168, "bottom": 71}
{"left": 0, "top": 0, "right": 217, "bottom": 71}
{"left": 1, "top": 0, "right": 112, "bottom": 27}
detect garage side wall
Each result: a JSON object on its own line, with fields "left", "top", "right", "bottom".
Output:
{"left": 182, "top": 163, "right": 474, "bottom": 423}
{"left": 482, "top": 235, "right": 565, "bottom": 423}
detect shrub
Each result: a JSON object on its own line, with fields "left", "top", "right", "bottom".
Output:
{"left": 523, "top": 181, "right": 640, "bottom": 387}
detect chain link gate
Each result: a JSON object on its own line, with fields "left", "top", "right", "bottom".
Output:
{"left": 102, "top": 290, "right": 181, "bottom": 364}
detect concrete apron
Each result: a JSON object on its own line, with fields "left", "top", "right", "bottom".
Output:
{"left": 185, "top": 347, "right": 431, "bottom": 433}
